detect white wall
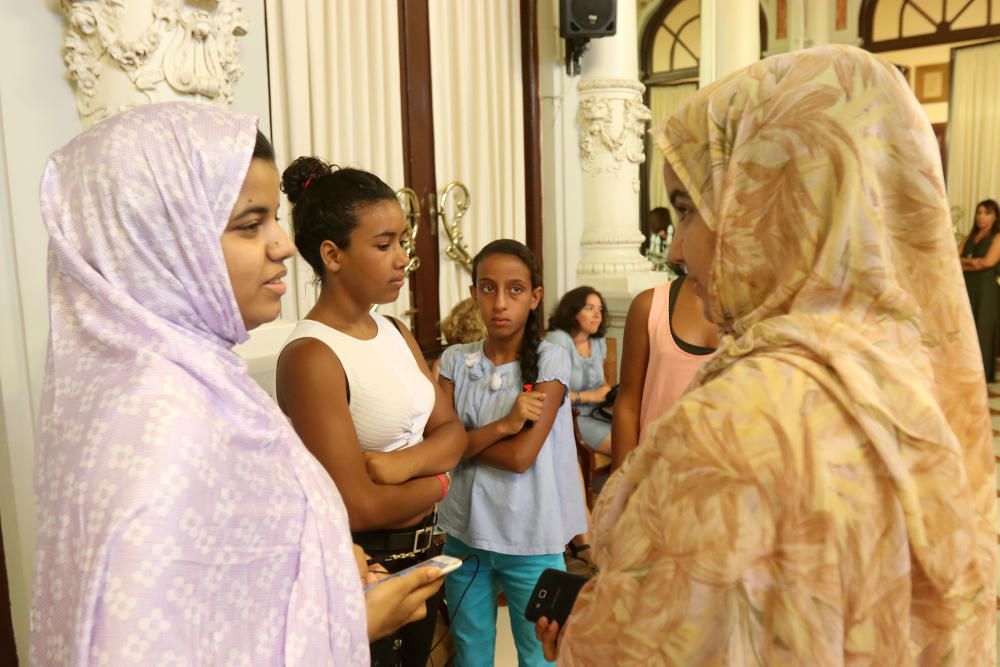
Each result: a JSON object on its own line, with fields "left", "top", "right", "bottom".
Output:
{"left": 0, "top": 2, "right": 271, "bottom": 662}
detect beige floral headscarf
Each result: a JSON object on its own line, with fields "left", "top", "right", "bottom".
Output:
{"left": 560, "top": 45, "right": 995, "bottom": 665}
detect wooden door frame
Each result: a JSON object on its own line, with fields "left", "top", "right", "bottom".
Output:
{"left": 398, "top": 0, "right": 443, "bottom": 352}
{"left": 398, "top": 0, "right": 544, "bottom": 352}
{"left": 521, "top": 0, "right": 543, "bottom": 265}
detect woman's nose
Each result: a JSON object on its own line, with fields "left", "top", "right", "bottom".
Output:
{"left": 269, "top": 224, "right": 296, "bottom": 260}
{"left": 667, "top": 228, "right": 684, "bottom": 264}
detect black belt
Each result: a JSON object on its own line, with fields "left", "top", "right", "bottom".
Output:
{"left": 353, "top": 510, "right": 437, "bottom": 558}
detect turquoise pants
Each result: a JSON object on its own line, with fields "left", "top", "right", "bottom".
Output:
{"left": 443, "top": 537, "right": 565, "bottom": 667}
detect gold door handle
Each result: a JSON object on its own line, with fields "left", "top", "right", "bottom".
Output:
{"left": 437, "top": 181, "right": 472, "bottom": 273}
{"left": 395, "top": 187, "right": 422, "bottom": 275}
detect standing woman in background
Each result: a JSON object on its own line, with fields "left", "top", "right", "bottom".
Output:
{"left": 32, "top": 103, "right": 441, "bottom": 666}
{"left": 276, "top": 157, "right": 466, "bottom": 667}
{"left": 960, "top": 198, "right": 1000, "bottom": 381}
{"left": 545, "top": 286, "right": 613, "bottom": 455}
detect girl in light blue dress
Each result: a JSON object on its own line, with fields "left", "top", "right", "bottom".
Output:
{"left": 437, "top": 240, "right": 588, "bottom": 667}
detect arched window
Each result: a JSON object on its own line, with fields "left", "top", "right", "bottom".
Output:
{"left": 638, "top": 0, "right": 768, "bottom": 237}
{"left": 642, "top": 0, "right": 702, "bottom": 82}
{"left": 861, "top": 0, "right": 1000, "bottom": 51}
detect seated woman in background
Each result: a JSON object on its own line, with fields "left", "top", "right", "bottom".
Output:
{"left": 545, "top": 286, "right": 613, "bottom": 455}
{"left": 959, "top": 198, "right": 1000, "bottom": 381}
{"left": 32, "top": 102, "right": 442, "bottom": 665}
{"left": 610, "top": 242, "right": 718, "bottom": 470}
{"left": 275, "top": 157, "right": 466, "bottom": 667}
{"left": 538, "top": 45, "right": 995, "bottom": 665}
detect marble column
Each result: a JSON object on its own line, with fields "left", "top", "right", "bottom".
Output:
{"left": 804, "top": 1, "right": 835, "bottom": 48}
{"left": 699, "top": 0, "right": 760, "bottom": 86}
{"left": 575, "top": 0, "right": 660, "bottom": 298}
{"left": 60, "top": 0, "right": 248, "bottom": 127}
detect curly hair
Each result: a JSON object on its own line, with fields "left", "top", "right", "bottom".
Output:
{"left": 281, "top": 156, "right": 396, "bottom": 281}
{"left": 440, "top": 298, "right": 487, "bottom": 345}
{"left": 547, "top": 286, "right": 608, "bottom": 338}
{"left": 471, "top": 239, "right": 543, "bottom": 385}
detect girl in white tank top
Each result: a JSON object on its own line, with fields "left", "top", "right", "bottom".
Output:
{"left": 275, "top": 159, "right": 466, "bottom": 667}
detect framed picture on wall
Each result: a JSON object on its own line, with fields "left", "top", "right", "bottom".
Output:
{"left": 914, "top": 63, "right": 950, "bottom": 103}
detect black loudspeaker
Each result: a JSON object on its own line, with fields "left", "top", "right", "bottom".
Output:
{"left": 560, "top": 0, "right": 617, "bottom": 38}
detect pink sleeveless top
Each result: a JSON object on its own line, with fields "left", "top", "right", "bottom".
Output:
{"left": 638, "top": 279, "right": 717, "bottom": 442}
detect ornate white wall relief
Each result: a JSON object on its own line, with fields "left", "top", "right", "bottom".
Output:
{"left": 61, "top": 0, "right": 248, "bottom": 126}
{"left": 577, "top": 79, "right": 650, "bottom": 174}
{"left": 574, "top": 65, "right": 660, "bottom": 293}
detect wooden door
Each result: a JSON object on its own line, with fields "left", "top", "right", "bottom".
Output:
{"left": 396, "top": 0, "right": 543, "bottom": 353}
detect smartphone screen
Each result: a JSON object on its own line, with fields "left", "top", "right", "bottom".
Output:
{"left": 364, "top": 555, "right": 462, "bottom": 592}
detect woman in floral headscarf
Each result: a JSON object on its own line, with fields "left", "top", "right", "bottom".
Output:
{"left": 537, "top": 45, "right": 995, "bottom": 665}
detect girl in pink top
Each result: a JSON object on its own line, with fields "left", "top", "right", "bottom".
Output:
{"left": 611, "top": 241, "right": 719, "bottom": 469}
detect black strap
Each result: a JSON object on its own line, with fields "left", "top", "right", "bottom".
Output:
{"left": 668, "top": 276, "right": 715, "bottom": 356}
{"left": 353, "top": 511, "right": 437, "bottom": 556}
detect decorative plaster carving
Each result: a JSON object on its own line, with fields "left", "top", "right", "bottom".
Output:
{"left": 577, "top": 258, "right": 653, "bottom": 274}
{"left": 577, "top": 93, "right": 652, "bottom": 174}
{"left": 580, "top": 229, "right": 646, "bottom": 245}
{"left": 61, "top": 0, "right": 248, "bottom": 126}
{"left": 578, "top": 78, "right": 645, "bottom": 94}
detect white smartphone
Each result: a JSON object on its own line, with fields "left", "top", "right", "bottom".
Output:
{"left": 363, "top": 555, "right": 463, "bottom": 591}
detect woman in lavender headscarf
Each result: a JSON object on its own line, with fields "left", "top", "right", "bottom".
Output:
{"left": 31, "top": 102, "right": 441, "bottom": 665}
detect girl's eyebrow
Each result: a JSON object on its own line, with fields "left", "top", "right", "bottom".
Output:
{"left": 232, "top": 204, "right": 270, "bottom": 219}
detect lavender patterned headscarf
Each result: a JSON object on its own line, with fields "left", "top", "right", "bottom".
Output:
{"left": 32, "top": 102, "right": 368, "bottom": 665}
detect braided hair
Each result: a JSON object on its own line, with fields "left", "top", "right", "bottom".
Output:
{"left": 471, "top": 239, "right": 543, "bottom": 385}
{"left": 281, "top": 157, "right": 396, "bottom": 281}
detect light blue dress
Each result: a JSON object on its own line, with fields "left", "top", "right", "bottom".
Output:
{"left": 438, "top": 340, "right": 588, "bottom": 667}
{"left": 437, "top": 340, "right": 588, "bottom": 555}
{"left": 544, "top": 329, "right": 611, "bottom": 449}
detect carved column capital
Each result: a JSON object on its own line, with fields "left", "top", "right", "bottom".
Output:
{"left": 576, "top": 82, "right": 651, "bottom": 175}
{"left": 61, "top": 0, "right": 248, "bottom": 127}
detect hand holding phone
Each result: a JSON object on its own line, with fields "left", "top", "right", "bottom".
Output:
{"left": 524, "top": 568, "right": 588, "bottom": 626}
{"left": 364, "top": 556, "right": 456, "bottom": 641}
{"left": 364, "top": 555, "right": 462, "bottom": 592}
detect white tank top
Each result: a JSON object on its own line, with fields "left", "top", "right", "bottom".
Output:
{"left": 283, "top": 314, "right": 435, "bottom": 453}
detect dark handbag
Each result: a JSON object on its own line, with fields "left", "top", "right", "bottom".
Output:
{"left": 590, "top": 384, "right": 617, "bottom": 423}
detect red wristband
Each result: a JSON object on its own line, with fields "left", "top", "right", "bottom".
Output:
{"left": 436, "top": 473, "right": 450, "bottom": 500}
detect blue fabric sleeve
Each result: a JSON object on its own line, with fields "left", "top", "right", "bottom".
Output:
{"left": 438, "top": 344, "right": 462, "bottom": 382}
{"left": 595, "top": 336, "right": 607, "bottom": 366}
{"left": 536, "top": 341, "right": 571, "bottom": 387}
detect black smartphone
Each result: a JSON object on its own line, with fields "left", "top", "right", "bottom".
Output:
{"left": 524, "top": 568, "right": 588, "bottom": 625}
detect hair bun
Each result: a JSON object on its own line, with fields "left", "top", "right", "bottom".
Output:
{"left": 281, "top": 156, "right": 331, "bottom": 204}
